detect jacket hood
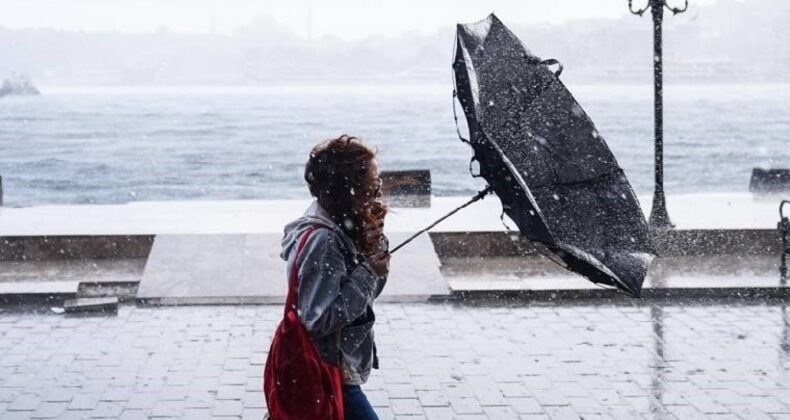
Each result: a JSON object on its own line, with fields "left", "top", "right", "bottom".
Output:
{"left": 280, "top": 200, "right": 356, "bottom": 260}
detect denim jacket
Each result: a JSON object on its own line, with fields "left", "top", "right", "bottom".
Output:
{"left": 280, "top": 201, "right": 387, "bottom": 385}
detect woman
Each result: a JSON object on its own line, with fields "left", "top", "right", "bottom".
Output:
{"left": 280, "top": 135, "right": 390, "bottom": 419}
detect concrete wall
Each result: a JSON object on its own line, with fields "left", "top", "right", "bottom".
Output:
{"left": 0, "top": 235, "right": 154, "bottom": 261}
{"left": 0, "top": 228, "right": 781, "bottom": 263}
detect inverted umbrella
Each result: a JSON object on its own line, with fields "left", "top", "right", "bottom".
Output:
{"left": 450, "top": 14, "right": 654, "bottom": 297}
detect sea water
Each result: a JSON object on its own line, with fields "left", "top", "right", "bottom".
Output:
{"left": 0, "top": 83, "right": 788, "bottom": 207}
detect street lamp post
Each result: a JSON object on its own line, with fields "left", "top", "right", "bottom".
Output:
{"left": 629, "top": 0, "right": 687, "bottom": 229}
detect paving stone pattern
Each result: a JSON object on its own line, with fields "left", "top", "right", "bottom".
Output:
{"left": 1, "top": 302, "right": 789, "bottom": 419}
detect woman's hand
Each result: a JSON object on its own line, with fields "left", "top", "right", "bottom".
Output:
{"left": 365, "top": 200, "right": 387, "bottom": 248}
{"left": 365, "top": 219, "right": 385, "bottom": 245}
{"left": 365, "top": 199, "right": 389, "bottom": 276}
{"left": 368, "top": 252, "right": 391, "bottom": 277}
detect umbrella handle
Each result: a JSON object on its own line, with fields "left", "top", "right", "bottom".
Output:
{"left": 539, "top": 59, "right": 563, "bottom": 78}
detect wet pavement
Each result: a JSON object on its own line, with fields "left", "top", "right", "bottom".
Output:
{"left": 1, "top": 300, "right": 789, "bottom": 419}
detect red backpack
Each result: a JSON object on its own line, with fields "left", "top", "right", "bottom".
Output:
{"left": 264, "top": 227, "right": 344, "bottom": 420}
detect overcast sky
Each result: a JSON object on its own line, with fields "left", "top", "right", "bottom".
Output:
{"left": 0, "top": 0, "right": 721, "bottom": 41}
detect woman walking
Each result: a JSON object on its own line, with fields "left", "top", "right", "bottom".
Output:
{"left": 266, "top": 135, "right": 389, "bottom": 420}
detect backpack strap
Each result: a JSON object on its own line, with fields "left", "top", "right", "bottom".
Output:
{"left": 284, "top": 226, "right": 317, "bottom": 317}
{"left": 285, "top": 226, "right": 344, "bottom": 367}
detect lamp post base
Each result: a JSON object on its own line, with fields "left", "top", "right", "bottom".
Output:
{"left": 648, "top": 191, "right": 674, "bottom": 229}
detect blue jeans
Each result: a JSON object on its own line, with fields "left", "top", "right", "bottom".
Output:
{"left": 342, "top": 385, "right": 378, "bottom": 420}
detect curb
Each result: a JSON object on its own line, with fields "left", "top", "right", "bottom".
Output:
{"left": 444, "top": 286, "right": 790, "bottom": 303}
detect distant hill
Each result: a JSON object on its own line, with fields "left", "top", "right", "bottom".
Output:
{"left": 0, "top": 74, "right": 39, "bottom": 96}
{"left": 0, "top": 0, "right": 787, "bottom": 86}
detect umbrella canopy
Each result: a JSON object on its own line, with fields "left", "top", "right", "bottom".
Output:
{"left": 452, "top": 14, "right": 654, "bottom": 297}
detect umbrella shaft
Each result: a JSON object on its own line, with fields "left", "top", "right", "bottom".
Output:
{"left": 388, "top": 186, "right": 493, "bottom": 255}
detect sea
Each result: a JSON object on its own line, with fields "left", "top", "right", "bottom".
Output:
{"left": 0, "top": 83, "right": 788, "bottom": 207}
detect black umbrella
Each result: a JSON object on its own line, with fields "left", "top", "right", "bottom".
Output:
{"left": 450, "top": 14, "right": 654, "bottom": 297}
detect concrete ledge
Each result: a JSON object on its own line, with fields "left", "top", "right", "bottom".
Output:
{"left": 750, "top": 168, "right": 790, "bottom": 193}
{"left": 652, "top": 229, "right": 782, "bottom": 257}
{"left": 136, "top": 293, "right": 451, "bottom": 306}
{"left": 1, "top": 193, "right": 783, "bottom": 236}
{"left": 64, "top": 297, "right": 119, "bottom": 314}
{"left": 135, "top": 287, "right": 790, "bottom": 306}
{"left": 380, "top": 170, "right": 431, "bottom": 208}
{"left": 430, "top": 231, "right": 538, "bottom": 258}
{"left": 430, "top": 229, "right": 783, "bottom": 259}
{"left": 137, "top": 296, "right": 278, "bottom": 306}
{"left": 448, "top": 286, "right": 790, "bottom": 303}
{"left": 0, "top": 235, "right": 154, "bottom": 261}
{"left": 0, "top": 281, "right": 79, "bottom": 304}
{"left": 78, "top": 280, "right": 139, "bottom": 302}
{"left": 136, "top": 232, "right": 448, "bottom": 305}
{"left": 2, "top": 230, "right": 778, "bottom": 263}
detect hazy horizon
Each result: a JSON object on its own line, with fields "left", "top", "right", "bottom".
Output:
{"left": 2, "top": 0, "right": 788, "bottom": 86}
{"left": 1, "top": 0, "right": 722, "bottom": 40}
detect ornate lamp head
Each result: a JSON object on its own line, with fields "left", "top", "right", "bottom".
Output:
{"left": 629, "top": 0, "right": 689, "bottom": 16}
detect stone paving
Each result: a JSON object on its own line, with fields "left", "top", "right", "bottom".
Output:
{"left": 1, "top": 300, "right": 789, "bottom": 419}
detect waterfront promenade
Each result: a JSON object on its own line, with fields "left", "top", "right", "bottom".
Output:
{"left": 1, "top": 192, "right": 788, "bottom": 418}
{"left": 1, "top": 192, "right": 786, "bottom": 303}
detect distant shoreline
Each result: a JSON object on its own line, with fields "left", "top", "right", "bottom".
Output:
{"left": 32, "top": 81, "right": 790, "bottom": 96}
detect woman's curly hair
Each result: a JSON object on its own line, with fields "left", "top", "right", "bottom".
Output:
{"left": 304, "top": 135, "right": 386, "bottom": 254}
